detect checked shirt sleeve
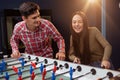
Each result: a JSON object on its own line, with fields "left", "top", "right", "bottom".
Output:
{"left": 10, "top": 25, "right": 20, "bottom": 53}
{"left": 47, "top": 21, "right": 65, "bottom": 53}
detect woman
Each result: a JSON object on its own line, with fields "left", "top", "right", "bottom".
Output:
{"left": 69, "top": 11, "right": 112, "bottom": 69}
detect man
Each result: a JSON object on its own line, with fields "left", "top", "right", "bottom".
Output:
{"left": 10, "top": 2, "right": 65, "bottom": 60}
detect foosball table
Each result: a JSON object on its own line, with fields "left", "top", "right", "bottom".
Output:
{"left": 0, "top": 53, "right": 120, "bottom": 80}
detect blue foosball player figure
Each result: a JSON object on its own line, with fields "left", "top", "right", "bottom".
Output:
{"left": 30, "top": 65, "right": 34, "bottom": 75}
{"left": 51, "top": 71, "right": 56, "bottom": 80}
{"left": 5, "top": 72, "right": 9, "bottom": 80}
{"left": 0, "top": 60, "right": 7, "bottom": 74}
{"left": 69, "top": 67, "right": 73, "bottom": 80}
{"left": 40, "top": 63, "right": 44, "bottom": 73}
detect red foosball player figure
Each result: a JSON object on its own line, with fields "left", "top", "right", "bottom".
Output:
{"left": 31, "top": 62, "right": 36, "bottom": 69}
{"left": 18, "top": 75, "right": 22, "bottom": 80}
{"left": 31, "top": 72, "right": 36, "bottom": 80}
{"left": 12, "top": 66, "right": 18, "bottom": 73}
{"left": 42, "top": 68, "right": 46, "bottom": 80}
{"left": 59, "top": 78, "right": 64, "bottom": 80}
{"left": 53, "top": 65, "right": 57, "bottom": 73}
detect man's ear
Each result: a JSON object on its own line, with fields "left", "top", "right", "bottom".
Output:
{"left": 22, "top": 16, "right": 26, "bottom": 21}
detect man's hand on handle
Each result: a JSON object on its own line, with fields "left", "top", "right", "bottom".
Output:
{"left": 56, "top": 52, "right": 65, "bottom": 60}
{"left": 11, "top": 50, "right": 21, "bottom": 58}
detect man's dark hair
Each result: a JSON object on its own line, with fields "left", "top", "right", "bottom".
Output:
{"left": 19, "top": 2, "right": 40, "bottom": 18}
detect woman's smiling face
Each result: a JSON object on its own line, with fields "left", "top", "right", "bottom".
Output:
{"left": 72, "top": 14, "right": 84, "bottom": 33}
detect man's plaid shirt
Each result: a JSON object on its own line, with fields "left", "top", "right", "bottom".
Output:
{"left": 10, "top": 19, "right": 65, "bottom": 58}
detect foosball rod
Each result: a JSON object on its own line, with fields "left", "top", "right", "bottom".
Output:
{"left": 0, "top": 60, "right": 56, "bottom": 78}
{"left": 97, "top": 72, "right": 113, "bottom": 80}
{"left": 21, "top": 61, "right": 58, "bottom": 80}
{"left": 6, "top": 56, "right": 33, "bottom": 66}
{"left": 73, "top": 68, "right": 96, "bottom": 80}
{"left": 0, "top": 59, "right": 48, "bottom": 79}
{"left": 0, "top": 54, "right": 25, "bottom": 63}
{"left": 45, "top": 63, "right": 81, "bottom": 80}
{"left": 2, "top": 58, "right": 48, "bottom": 73}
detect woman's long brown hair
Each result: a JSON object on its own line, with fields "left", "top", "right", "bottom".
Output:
{"left": 70, "top": 11, "right": 91, "bottom": 64}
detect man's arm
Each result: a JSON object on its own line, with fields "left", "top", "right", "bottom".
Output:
{"left": 10, "top": 26, "right": 21, "bottom": 58}
{"left": 47, "top": 21, "right": 65, "bottom": 60}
